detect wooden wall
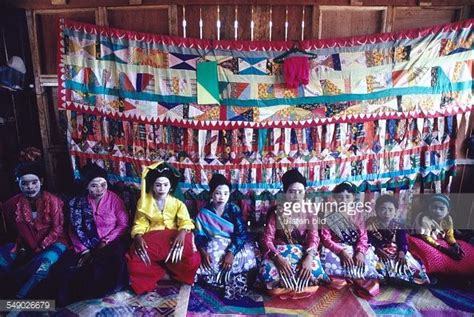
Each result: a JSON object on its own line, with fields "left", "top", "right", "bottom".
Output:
{"left": 4, "top": 0, "right": 474, "bottom": 193}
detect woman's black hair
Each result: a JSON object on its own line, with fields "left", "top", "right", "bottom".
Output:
{"left": 281, "top": 169, "right": 307, "bottom": 193}
{"left": 145, "top": 164, "right": 180, "bottom": 194}
{"left": 333, "top": 182, "right": 356, "bottom": 194}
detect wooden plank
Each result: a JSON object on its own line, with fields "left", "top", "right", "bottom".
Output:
{"left": 303, "top": 6, "right": 313, "bottom": 40}
{"left": 202, "top": 5, "right": 218, "bottom": 40}
{"left": 107, "top": 6, "right": 169, "bottom": 34}
{"left": 97, "top": 6, "right": 108, "bottom": 25}
{"left": 129, "top": 0, "right": 142, "bottom": 4}
{"left": 432, "top": 0, "right": 473, "bottom": 5}
{"left": 253, "top": 5, "right": 271, "bottom": 41}
{"left": 392, "top": 6, "right": 462, "bottom": 32}
{"left": 237, "top": 5, "right": 252, "bottom": 41}
{"left": 220, "top": 5, "right": 236, "bottom": 40}
{"left": 6, "top": 0, "right": 356, "bottom": 10}
{"left": 26, "top": 10, "right": 55, "bottom": 189}
{"left": 312, "top": 5, "right": 320, "bottom": 39}
{"left": 459, "top": 5, "right": 471, "bottom": 20}
{"left": 271, "top": 6, "right": 287, "bottom": 41}
{"left": 168, "top": 5, "right": 178, "bottom": 36}
{"left": 287, "top": 5, "right": 304, "bottom": 41}
{"left": 11, "top": 0, "right": 474, "bottom": 10}
{"left": 34, "top": 9, "right": 96, "bottom": 74}
{"left": 51, "top": 0, "right": 68, "bottom": 5}
{"left": 319, "top": 6, "right": 386, "bottom": 39}
{"left": 384, "top": 6, "right": 395, "bottom": 32}
{"left": 418, "top": 0, "right": 432, "bottom": 6}
{"left": 39, "top": 74, "right": 59, "bottom": 87}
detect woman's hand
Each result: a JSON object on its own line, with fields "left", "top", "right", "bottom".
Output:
{"left": 354, "top": 251, "right": 366, "bottom": 269}
{"left": 375, "top": 248, "right": 391, "bottom": 263}
{"left": 452, "top": 243, "right": 465, "bottom": 258}
{"left": 134, "top": 234, "right": 151, "bottom": 266}
{"left": 396, "top": 250, "right": 407, "bottom": 266}
{"left": 298, "top": 254, "right": 313, "bottom": 286}
{"left": 199, "top": 249, "right": 212, "bottom": 271}
{"left": 274, "top": 254, "right": 293, "bottom": 278}
{"left": 338, "top": 249, "right": 354, "bottom": 268}
{"left": 221, "top": 251, "right": 234, "bottom": 271}
{"left": 166, "top": 230, "right": 187, "bottom": 263}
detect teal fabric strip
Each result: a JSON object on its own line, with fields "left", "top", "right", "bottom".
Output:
{"left": 64, "top": 80, "right": 474, "bottom": 108}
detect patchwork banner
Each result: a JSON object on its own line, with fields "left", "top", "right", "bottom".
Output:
{"left": 58, "top": 19, "right": 473, "bottom": 218}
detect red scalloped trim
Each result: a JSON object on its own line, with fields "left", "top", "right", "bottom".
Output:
{"left": 62, "top": 101, "right": 473, "bottom": 130}
{"left": 70, "top": 140, "right": 454, "bottom": 170}
{"left": 60, "top": 18, "right": 474, "bottom": 52}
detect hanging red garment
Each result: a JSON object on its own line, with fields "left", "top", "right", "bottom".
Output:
{"left": 283, "top": 56, "right": 310, "bottom": 89}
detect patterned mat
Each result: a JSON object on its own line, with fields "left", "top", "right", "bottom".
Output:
{"left": 41, "top": 282, "right": 473, "bottom": 316}
{"left": 369, "top": 285, "right": 474, "bottom": 317}
{"left": 59, "top": 282, "right": 190, "bottom": 317}
{"left": 187, "top": 284, "right": 371, "bottom": 317}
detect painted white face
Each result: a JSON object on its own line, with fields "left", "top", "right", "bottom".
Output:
{"left": 286, "top": 182, "right": 306, "bottom": 202}
{"left": 377, "top": 202, "right": 397, "bottom": 223}
{"left": 429, "top": 201, "right": 449, "bottom": 221}
{"left": 153, "top": 177, "right": 171, "bottom": 197}
{"left": 334, "top": 190, "right": 355, "bottom": 205}
{"left": 87, "top": 177, "right": 108, "bottom": 199}
{"left": 19, "top": 174, "right": 42, "bottom": 198}
{"left": 212, "top": 184, "right": 230, "bottom": 205}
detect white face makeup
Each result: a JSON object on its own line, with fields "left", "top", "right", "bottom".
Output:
{"left": 429, "top": 201, "right": 449, "bottom": 221}
{"left": 286, "top": 182, "right": 306, "bottom": 202}
{"left": 87, "top": 177, "right": 108, "bottom": 199}
{"left": 334, "top": 190, "right": 355, "bottom": 205}
{"left": 153, "top": 177, "right": 171, "bottom": 197}
{"left": 19, "top": 174, "right": 42, "bottom": 198}
{"left": 212, "top": 184, "right": 230, "bottom": 206}
{"left": 376, "top": 202, "right": 397, "bottom": 223}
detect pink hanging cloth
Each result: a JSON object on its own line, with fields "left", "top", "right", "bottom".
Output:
{"left": 283, "top": 56, "right": 310, "bottom": 89}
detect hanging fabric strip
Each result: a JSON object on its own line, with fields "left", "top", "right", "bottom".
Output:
{"left": 209, "top": 130, "right": 219, "bottom": 158}
{"left": 259, "top": 128, "right": 268, "bottom": 154}
{"left": 198, "top": 129, "right": 207, "bottom": 158}
{"left": 284, "top": 128, "right": 291, "bottom": 155}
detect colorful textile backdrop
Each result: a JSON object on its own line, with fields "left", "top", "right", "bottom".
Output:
{"left": 58, "top": 19, "right": 473, "bottom": 220}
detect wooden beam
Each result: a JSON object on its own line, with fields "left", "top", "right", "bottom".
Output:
{"left": 39, "top": 75, "right": 59, "bottom": 87}
{"left": 459, "top": 5, "right": 470, "bottom": 20}
{"left": 97, "top": 6, "right": 108, "bottom": 25}
{"left": 385, "top": 5, "right": 395, "bottom": 33}
{"left": 129, "top": 0, "right": 142, "bottom": 4}
{"left": 311, "top": 5, "right": 320, "bottom": 39}
{"left": 168, "top": 5, "right": 178, "bottom": 36}
{"left": 51, "top": 0, "right": 68, "bottom": 5}
{"left": 350, "top": 0, "right": 363, "bottom": 5}
{"left": 418, "top": 0, "right": 432, "bottom": 6}
{"left": 26, "top": 11, "right": 55, "bottom": 190}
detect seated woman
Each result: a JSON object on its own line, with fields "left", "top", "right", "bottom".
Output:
{"left": 195, "top": 173, "right": 257, "bottom": 299}
{"left": 260, "top": 169, "right": 328, "bottom": 299}
{"left": 408, "top": 194, "right": 474, "bottom": 277}
{"left": 0, "top": 162, "right": 67, "bottom": 299}
{"left": 127, "top": 162, "right": 201, "bottom": 294}
{"left": 320, "top": 182, "right": 382, "bottom": 299}
{"left": 37, "top": 163, "right": 129, "bottom": 306}
{"left": 367, "top": 194, "right": 429, "bottom": 284}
